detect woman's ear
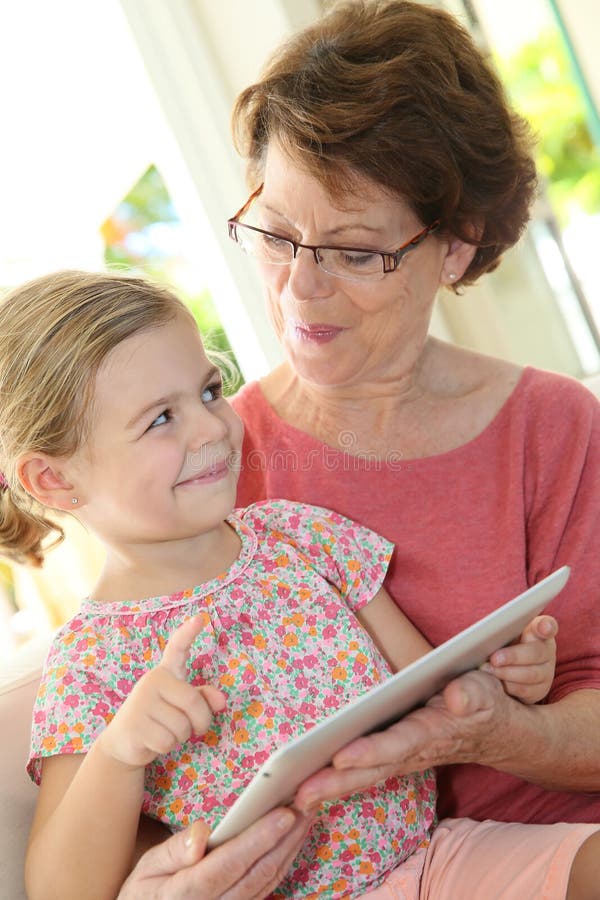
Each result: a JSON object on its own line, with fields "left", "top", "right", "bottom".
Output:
{"left": 16, "top": 454, "right": 77, "bottom": 511}
{"left": 440, "top": 234, "right": 478, "bottom": 287}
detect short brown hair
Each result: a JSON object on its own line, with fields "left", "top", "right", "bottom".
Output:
{"left": 232, "top": 0, "right": 537, "bottom": 287}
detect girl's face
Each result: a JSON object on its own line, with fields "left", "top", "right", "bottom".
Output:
{"left": 66, "top": 312, "right": 243, "bottom": 552}
{"left": 256, "top": 142, "right": 464, "bottom": 389}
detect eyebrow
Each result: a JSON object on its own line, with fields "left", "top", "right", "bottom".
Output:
{"left": 260, "top": 202, "right": 385, "bottom": 237}
{"left": 126, "top": 365, "right": 222, "bottom": 430}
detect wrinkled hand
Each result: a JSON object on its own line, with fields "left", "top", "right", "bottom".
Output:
{"left": 99, "top": 615, "right": 226, "bottom": 769}
{"left": 117, "top": 809, "right": 314, "bottom": 900}
{"left": 482, "top": 614, "right": 558, "bottom": 704}
{"left": 294, "top": 669, "right": 519, "bottom": 810}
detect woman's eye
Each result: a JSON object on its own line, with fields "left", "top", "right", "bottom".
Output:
{"left": 149, "top": 409, "right": 171, "bottom": 429}
{"left": 341, "top": 250, "right": 378, "bottom": 267}
{"left": 202, "top": 381, "right": 223, "bottom": 403}
{"left": 259, "top": 233, "right": 291, "bottom": 254}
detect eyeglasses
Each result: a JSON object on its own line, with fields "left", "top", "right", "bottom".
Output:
{"left": 227, "top": 185, "right": 440, "bottom": 283}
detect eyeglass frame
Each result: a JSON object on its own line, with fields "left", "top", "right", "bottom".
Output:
{"left": 227, "top": 185, "right": 441, "bottom": 279}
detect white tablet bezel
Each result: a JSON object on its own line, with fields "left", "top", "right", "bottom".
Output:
{"left": 208, "top": 566, "right": 569, "bottom": 847}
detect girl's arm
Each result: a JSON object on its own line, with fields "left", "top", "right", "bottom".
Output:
{"left": 355, "top": 586, "right": 432, "bottom": 673}
{"left": 25, "top": 746, "right": 145, "bottom": 900}
{"left": 25, "top": 616, "right": 225, "bottom": 900}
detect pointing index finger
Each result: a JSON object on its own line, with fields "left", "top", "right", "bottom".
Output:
{"left": 159, "top": 614, "right": 205, "bottom": 680}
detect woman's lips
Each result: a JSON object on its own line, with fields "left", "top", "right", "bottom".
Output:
{"left": 290, "top": 322, "right": 344, "bottom": 344}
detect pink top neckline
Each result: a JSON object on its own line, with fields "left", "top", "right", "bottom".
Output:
{"left": 247, "top": 365, "right": 532, "bottom": 468}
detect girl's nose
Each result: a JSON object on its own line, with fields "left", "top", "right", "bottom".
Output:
{"left": 188, "top": 404, "right": 228, "bottom": 450}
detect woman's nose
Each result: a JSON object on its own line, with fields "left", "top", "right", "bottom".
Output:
{"left": 286, "top": 247, "right": 333, "bottom": 302}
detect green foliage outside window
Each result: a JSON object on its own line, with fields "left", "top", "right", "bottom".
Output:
{"left": 101, "top": 165, "right": 243, "bottom": 394}
{"left": 495, "top": 30, "right": 600, "bottom": 227}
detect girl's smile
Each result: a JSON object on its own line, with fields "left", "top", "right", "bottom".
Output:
{"left": 175, "top": 456, "right": 236, "bottom": 488}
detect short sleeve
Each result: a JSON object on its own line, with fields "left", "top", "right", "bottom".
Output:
{"left": 27, "top": 619, "right": 125, "bottom": 784}
{"left": 238, "top": 499, "right": 394, "bottom": 615}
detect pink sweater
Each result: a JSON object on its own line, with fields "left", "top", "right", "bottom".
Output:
{"left": 232, "top": 367, "right": 600, "bottom": 825}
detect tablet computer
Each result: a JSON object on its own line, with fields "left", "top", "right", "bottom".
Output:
{"left": 208, "top": 566, "right": 569, "bottom": 847}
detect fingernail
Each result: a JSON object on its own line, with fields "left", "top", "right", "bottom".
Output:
{"left": 333, "top": 755, "right": 353, "bottom": 770}
{"left": 275, "top": 809, "right": 295, "bottom": 832}
{"left": 184, "top": 819, "right": 204, "bottom": 849}
{"left": 480, "top": 662, "right": 494, "bottom": 674}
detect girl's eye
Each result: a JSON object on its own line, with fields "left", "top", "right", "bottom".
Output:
{"left": 149, "top": 409, "right": 172, "bottom": 429}
{"left": 202, "top": 381, "right": 223, "bottom": 403}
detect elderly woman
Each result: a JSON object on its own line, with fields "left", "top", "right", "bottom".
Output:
{"left": 227, "top": 0, "right": 600, "bottom": 828}
{"left": 119, "top": 0, "right": 600, "bottom": 897}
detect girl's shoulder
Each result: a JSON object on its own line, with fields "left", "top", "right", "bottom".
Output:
{"left": 235, "top": 499, "right": 393, "bottom": 571}
{"left": 236, "top": 498, "right": 352, "bottom": 539}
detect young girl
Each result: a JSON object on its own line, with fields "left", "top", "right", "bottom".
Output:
{"left": 0, "top": 271, "right": 589, "bottom": 900}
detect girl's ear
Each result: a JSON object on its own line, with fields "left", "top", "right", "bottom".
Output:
{"left": 16, "top": 454, "right": 77, "bottom": 511}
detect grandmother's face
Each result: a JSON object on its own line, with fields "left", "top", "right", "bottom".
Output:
{"left": 257, "top": 142, "right": 460, "bottom": 389}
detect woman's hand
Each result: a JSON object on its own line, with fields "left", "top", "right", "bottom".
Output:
{"left": 482, "top": 614, "right": 558, "bottom": 704}
{"left": 98, "top": 615, "right": 226, "bottom": 768}
{"left": 118, "top": 808, "right": 314, "bottom": 900}
{"left": 294, "top": 669, "right": 520, "bottom": 810}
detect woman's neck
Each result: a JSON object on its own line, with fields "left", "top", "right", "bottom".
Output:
{"left": 259, "top": 339, "right": 522, "bottom": 459}
{"left": 261, "top": 340, "right": 436, "bottom": 447}
{"left": 89, "top": 520, "right": 241, "bottom": 604}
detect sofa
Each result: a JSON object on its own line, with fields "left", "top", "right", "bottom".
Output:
{"left": 0, "top": 633, "right": 54, "bottom": 900}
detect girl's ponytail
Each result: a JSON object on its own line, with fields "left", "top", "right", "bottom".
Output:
{"left": 0, "top": 479, "right": 63, "bottom": 568}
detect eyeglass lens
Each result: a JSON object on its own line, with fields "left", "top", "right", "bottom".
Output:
{"left": 234, "top": 224, "right": 385, "bottom": 280}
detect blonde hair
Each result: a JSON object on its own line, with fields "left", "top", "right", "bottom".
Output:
{"left": 0, "top": 270, "right": 193, "bottom": 567}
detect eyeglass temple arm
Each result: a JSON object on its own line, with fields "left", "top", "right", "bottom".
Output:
{"left": 389, "top": 220, "right": 441, "bottom": 266}
{"left": 231, "top": 184, "right": 264, "bottom": 223}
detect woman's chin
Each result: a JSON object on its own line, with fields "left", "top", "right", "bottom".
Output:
{"left": 284, "top": 349, "right": 355, "bottom": 389}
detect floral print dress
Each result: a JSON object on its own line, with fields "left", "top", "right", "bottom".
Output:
{"left": 28, "top": 501, "right": 436, "bottom": 898}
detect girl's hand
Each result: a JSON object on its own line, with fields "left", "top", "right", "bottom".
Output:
{"left": 481, "top": 614, "right": 558, "bottom": 704}
{"left": 97, "top": 615, "right": 226, "bottom": 769}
